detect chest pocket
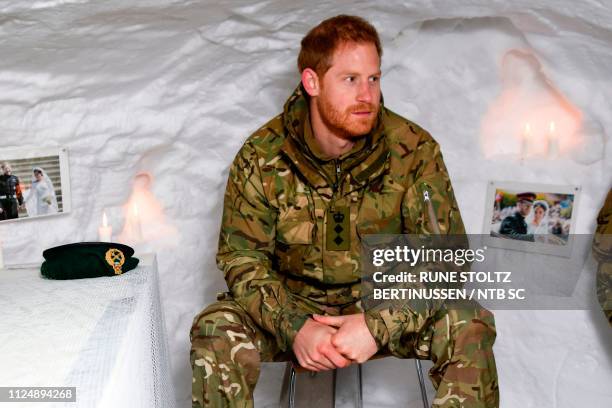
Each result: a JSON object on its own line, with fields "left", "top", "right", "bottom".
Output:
{"left": 275, "top": 182, "right": 314, "bottom": 244}
{"left": 274, "top": 177, "right": 315, "bottom": 275}
{"left": 275, "top": 218, "right": 315, "bottom": 277}
{"left": 276, "top": 219, "right": 314, "bottom": 244}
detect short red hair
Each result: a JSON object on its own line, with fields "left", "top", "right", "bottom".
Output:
{"left": 298, "top": 15, "right": 382, "bottom": 75}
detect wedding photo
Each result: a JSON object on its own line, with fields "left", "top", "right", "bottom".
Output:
{"left": 0, "top": 147, "right": 70, "bottom": 223}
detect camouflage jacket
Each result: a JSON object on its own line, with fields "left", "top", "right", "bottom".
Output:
{"left": 216, "top": 85, "right": 465, "bottom": 353}
{"left": 593, "top": 188, "right": 612, "bottom": 325}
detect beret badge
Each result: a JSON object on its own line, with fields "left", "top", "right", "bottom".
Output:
{"left": 105, "top": 248, "right": 126, "bottom": 275}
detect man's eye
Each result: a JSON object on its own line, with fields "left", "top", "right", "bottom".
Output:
{"left": 345, "top": 76, "right": 355, "bottom": 82}
{"left": 369, "top": 76, "right": 380, "bottom": 82}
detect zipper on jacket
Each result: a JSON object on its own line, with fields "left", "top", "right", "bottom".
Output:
{"left": 334, "top": 160, "right": 341, "bottom": 191}
{"left": 422, "top": 183, "right": 442, "bottom": 234}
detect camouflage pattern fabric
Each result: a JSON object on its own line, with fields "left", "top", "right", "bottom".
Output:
{"left": 192, "top": 296, "right": 497, "bottom": 408}
{"left": 366, "top": 302, "right": 498, "bottom": 407}
{"left": 190, "top": 293, "right": 360, "bottom": 408}
{"left": 190, "top": 296, "right": 286, "bottom": 408}
{"left": 592, "top": 188, "right": 612, "bottom": 325}
{"left": 192, "top": 84, "right": 499, "bottom": 407}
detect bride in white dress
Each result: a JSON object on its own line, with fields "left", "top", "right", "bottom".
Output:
{"left": 23, "top": 167, "right": 58, "bottom": 216}
{"left": 525, "top": 200, "right": 551, "bottom": 243}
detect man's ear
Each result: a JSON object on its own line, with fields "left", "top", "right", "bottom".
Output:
{"left": 301, "top": 68, "right": 320, "bottom": 97}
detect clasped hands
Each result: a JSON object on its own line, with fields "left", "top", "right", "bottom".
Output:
{"left": 292, "top": 313, "right": 378, "bottom": 372}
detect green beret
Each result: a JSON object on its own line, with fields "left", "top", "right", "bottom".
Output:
{"left": 41, "top": 242, "right": 139, "bottom": 280}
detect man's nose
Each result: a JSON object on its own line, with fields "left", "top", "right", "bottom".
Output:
{"left": 356, "top": 80, "right": 373, "bottom": 103}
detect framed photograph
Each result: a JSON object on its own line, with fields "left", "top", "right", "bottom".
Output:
{"left": 0, "top": 147, "right": 71, "bottom": 223}
{"left": 482, "top": 181, "right": 581, "bottom": 257}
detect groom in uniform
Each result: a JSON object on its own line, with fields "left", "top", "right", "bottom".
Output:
{"left": 0, "top": 163, "right": 24, "bottom": 220}
{"left": 499, "top": 192, "right": 536, "bottom": 240}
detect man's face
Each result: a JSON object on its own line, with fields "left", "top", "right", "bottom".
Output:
{"left": 316, "top": 42, "right": 381, "bottom": 138}
{"left": 2, "top": 165, "right": 11, "bottom": 175}
{"left": 517, "top": 200, "right": 532, "bottom": 216}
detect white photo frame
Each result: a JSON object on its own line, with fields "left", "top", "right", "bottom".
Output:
{"left": 0, "top": 147, "right": 71, "bottom": 223}
{"left": 482, "top": 181, "right": 581, "bottom": 257}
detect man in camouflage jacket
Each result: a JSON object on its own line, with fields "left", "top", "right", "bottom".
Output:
{"left": 191, "top": 15, "right": 498, "bottom": 408}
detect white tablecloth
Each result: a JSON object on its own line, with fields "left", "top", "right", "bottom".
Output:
{"left": 0, "top": 256, "right": 175, "bottom": 408}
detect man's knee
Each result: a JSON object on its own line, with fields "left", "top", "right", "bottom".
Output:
{"left": 190, "top": 301, "right": 261, "bottom": 406}
{"left": 452, "top": 306, "right": 497, "bottom": 352}
{"left": 190, "top": 300, "right": 254, "bottom": 349}
{"left": 469, "top": 306, "right": 496, "bottom": 340}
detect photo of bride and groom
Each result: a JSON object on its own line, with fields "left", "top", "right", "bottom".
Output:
{"left": 0, "top": 151, "right": 67, "bottom": 223}
{"left": 490, "top": 187, "right": 575, "bottom": 245}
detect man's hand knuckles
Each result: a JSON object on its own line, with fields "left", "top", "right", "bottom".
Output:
{"left": 311, "top": 352, "right": 323, "bottom": 362}
{"left": 331, "top": 336, "right": 343, "bottom": 348}
{"left": 316, "top": 344, "right": 329, "bottom": 354}
{"left": 336, "top": 345, "right": 349, "bottom": 355}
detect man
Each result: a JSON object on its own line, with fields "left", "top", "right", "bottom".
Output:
{"left": 0, "top": 163, "right": 24, "bottom": 220}
{"left": 592, "top": 188, "right": 611, "bottom": 325}
{"left": 191, "top": 15, "right": 498, "bottom": 407}
{"left": 499, "top": 192, "right": 535, "bottom": 240}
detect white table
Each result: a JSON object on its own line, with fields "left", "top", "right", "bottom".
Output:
{"left": 0, "top": 255, "right": 175, "bottom": 408}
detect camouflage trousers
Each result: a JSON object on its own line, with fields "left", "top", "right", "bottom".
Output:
{"left": 190, "top": 297, "right": 498, "bottom": 408}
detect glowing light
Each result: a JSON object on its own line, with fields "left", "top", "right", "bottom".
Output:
{"left": 117, "top": 172, "right": 178, "bottom": 248}
{"left": 99, "top": 211, "right": 112, "bottom": 242}
{"left": 480, "top": 49, "right": 582, "bottom": 159}
{"left": 548, "top": 121, "right": 559, "bottom": 158}
{"left": 520, "top": 123, "right": 531, "bottom": 161}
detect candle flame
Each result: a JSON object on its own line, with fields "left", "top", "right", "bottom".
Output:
{"left": 549, "top": 121, "right": 555, "bottom": 133}
{"left": 524, "top": 123, "right": 531, "bottom": 135}
{"left": 133, "top": 203, "right": 139, "bottom": 217}
{"left": 102, "top": 211, "right": 108, "bottom": 228}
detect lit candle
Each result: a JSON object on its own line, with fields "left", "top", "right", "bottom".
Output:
{"left": 521, "top": 123, "right": 531, "bottom": 161}
{"left": 548, "top": 121, "right": 558, "bottom": 158}
{"left": 98, "top": 211, "right": 112, "bottom": 242}
{"left": 133, "top": 203, "right": 143, "bottom": 241}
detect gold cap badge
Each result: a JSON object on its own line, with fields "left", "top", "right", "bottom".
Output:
{"left": 105, "top": 248, "right": 126, "bottom": 275}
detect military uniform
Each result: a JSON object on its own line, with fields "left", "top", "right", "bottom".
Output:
{"left": 499, "top": 192, "right": 536, "bottom": 241}
{"left": 592, "top": 188, "right": 612, "bottom": 325}
{"left": 191, "top": 85, "right": 498, "bottom": 407}
{"left": 0, "top": 173, "right": 23, "bottom": 220}
{"left": 499, "top": 212, "right": 528, "bottom": 235}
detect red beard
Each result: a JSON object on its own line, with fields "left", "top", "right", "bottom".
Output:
{"left": 317, "top": 97, "right": 379, "bottom": 139}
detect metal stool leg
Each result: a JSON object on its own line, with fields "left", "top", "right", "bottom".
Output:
{"left": 415, "top": 360, "right": 429, "bottom": 408}
{"left": 281, "top": 364, "right": 333, "bottom": 408}
{"left": 288, "top": 365, "right": 296, "bottom": 408}
{"left": 356, "top": 364, "right": 363, "bottom": 408}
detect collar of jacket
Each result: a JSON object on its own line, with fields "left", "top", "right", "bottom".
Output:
{"left": 280, "top": 83, "right": 389, "bottom": 192}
